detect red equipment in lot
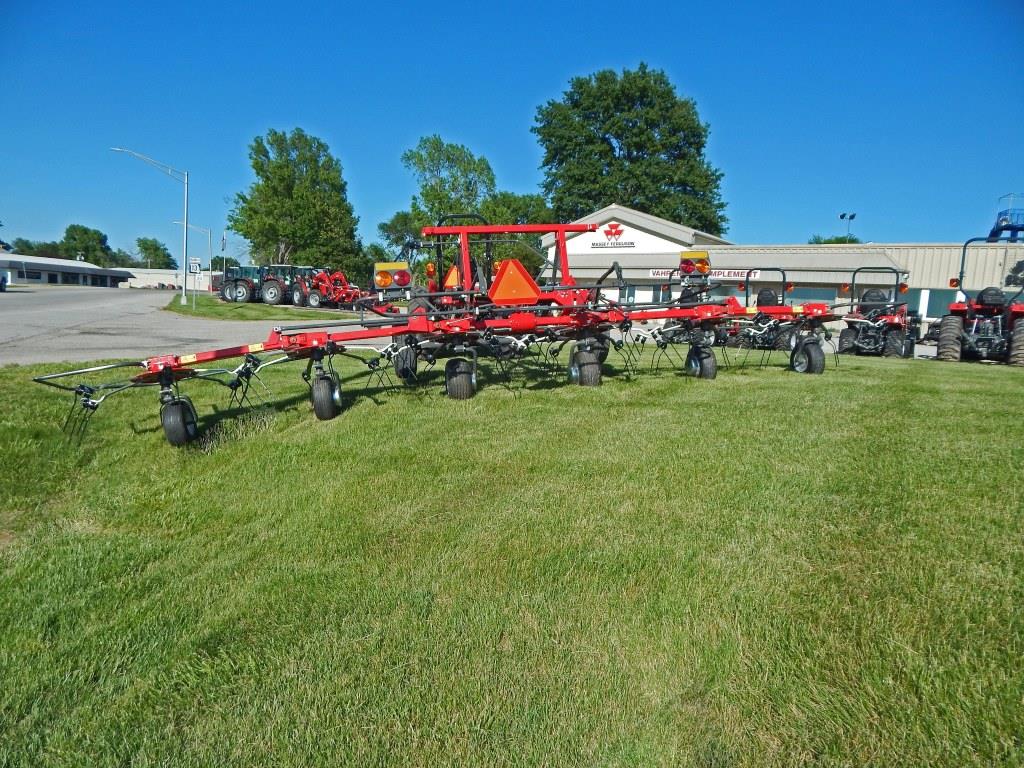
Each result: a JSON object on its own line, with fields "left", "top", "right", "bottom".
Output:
{"left": 835, "top": 267, "right": 918, "bottom": 358}
{"left": 34, "top": 219, "right": 760, "bottom": 446}
{"left": 937, "top": 234, "right": 1024, "bottom": 365}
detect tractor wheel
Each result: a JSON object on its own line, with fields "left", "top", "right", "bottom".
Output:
{"left": 685, "top": 345, "right": 718, "bottom": 379}
{"left": 220, "top": 281, "right": 235, "bottom": 302}
{"left": 160, "top": 398, "right": 198, "bottom": 447}
{"left": 262, "top": 280, "right": 283, "bottom": 305}
{"left": 394, "top": 345, "right": 418, "bottom": 385}
{"left": 408, "top": 296, "right": 433, "bottom": 316}
{"left": 883, "top": 329, "right": 906, "bottom": 358}
{"left": 444, "top": 358, "right": 476, "bottom": 400}
{"left": 292, "top": 286, "right": 305, "bottom": 306}
{"left": 310, "top": 375, "right": 341, "bottom": 420}
{"left": 1009, "top": 318, "right": 1024, "bottom": 366}
{"left": 902, "top": 336, "right": 916, "bottom": 359}
{"left": 307, "top": 290, "right": 323, "bottom": 309}
{"left": 568, "top": 348, "right": 602, "bottom": 386}
{"left": 790, "top": 341, "right": 825, "bottom": 374}
{"left": 773, "top": 328, "right": 796, "bottom": 351}
{"left": 936, "top": 315, "right": 963, "bottom": 362}
{"left": 837, "top": 327, "right": 857, "bottom": 354}
{"left": 235, "top": 281, "right": 252, "bottom": 303}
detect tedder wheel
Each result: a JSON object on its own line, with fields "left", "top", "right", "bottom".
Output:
{"left": 1009, "top": 318, "right": 1024, "bottom": 367}
{"left": 160, "top": 398, "right": 199, "bottom": 446}
{"left": 790, "top": 341, "right": 825, "bottom": 374}
{"left": 592, "top": 337, "right": 610, "bottom": 364}
{"left": 445, "top": 358, "right": 476, "bottom": 400}
{"left": 568, "top": 348, "right": 602, "bottom": 386}
{"left": 394, "top": 345, "right": 418, "bottom": 385}
{"left": 292, "top": 286, "right": 305, "bottom": 306}
{"left": 936, "top": 315, "right": 963, "bottom": 362}
{"left": 837, "top": 327, "right": 857, "bottom": 354}
{"left": 306, "top": 290, "right": 323, "bottom": 309}
{"left": 235, "top": 281, "right": 252, "bottom": 303}
{"left": 262, "top": 280, "right": 283, "bottom": 305}
{"left": 310, "top": 375, "right": 341, "bottom": 420}
{"left": 883, "top": 329, "right": 906, "bottom": 358}
{"left": 685, "top": 345, "right": 718, "bottom": 379}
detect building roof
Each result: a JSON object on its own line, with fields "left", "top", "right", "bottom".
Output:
{"left": 0, "top": 253, "right": 135, "bottom": 277}
{"left": 540, "top": 203, "right": 732, "bottom": 248}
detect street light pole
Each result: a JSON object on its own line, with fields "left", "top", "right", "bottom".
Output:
{"left": 111, "top": 147, "right": 190, "bottom": 305}
{"left": 174, "top": 221, "right": 212, "bottom": 309}
{"left": 839, "top": 212, "right": 857, "bottom": 242}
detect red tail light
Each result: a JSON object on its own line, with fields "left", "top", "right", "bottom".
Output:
{"left": 898, "top": 282, "right": 909, "bottom": 294}
{"left": 680, "top": 259, "right": 695, "bottom": 274}
{"left": 394, "top": 270, "right": 411, "bottom": 287}
{"left": 839, "top": 282, "right": 850, "bottom": 293}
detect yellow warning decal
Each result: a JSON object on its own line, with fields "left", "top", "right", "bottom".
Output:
{"left": 373, "top": 261, "right": 409, "bottom": 272}
{"left": 792, "top": 305, "right": 803, "bottom": 313}
{"left": 249, "top": 343, "right": 265, "bottom": 353}
{"left": 746, "top": 307, "right": 758, "bottom": 314}
{"left": 179, "top": 354, "right": 197, "bottom": 364}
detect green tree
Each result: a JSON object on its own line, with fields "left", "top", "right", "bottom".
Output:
{"left": 12, "top": 237, "right": 62, "bottom": 258}
{"left": 228, "top": 128, "right": 366, "bottom": 276}
{"left": 533, "top": 63, "right": 727, "bottom": 235}
{"left": 378, "top": 135, "right": 497, "bottom": 252}
{"left": 58, "top": 224, "right": 116, "bottom": 265}
{"left": 136, "top": 237, "right": 177, "bottom": 269}
{"left": 808, "top": 234, "right": 862, "bottom": 244}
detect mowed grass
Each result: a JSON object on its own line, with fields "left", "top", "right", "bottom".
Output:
{"left": 1, "top": 350, "right": 1021, "bottom": 766}
{"left": 163, "top": 293, "right": 356, "bottom": 321}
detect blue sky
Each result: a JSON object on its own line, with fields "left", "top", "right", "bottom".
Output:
{"left": 2, "top": 0, "right": 1022, "bottom": 264}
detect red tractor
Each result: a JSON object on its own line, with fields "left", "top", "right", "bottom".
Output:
{"left": 937, "top": 233, "right": 1024, "bottom": 365}
{"left": 291, "top": 269, "right": 363, "bottom": 308}
{"left": 836, "top": 267, "right": 918, "bottom": 358}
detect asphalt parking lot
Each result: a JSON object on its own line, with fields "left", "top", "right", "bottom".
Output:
{"left": 0, "top": 287, "right": 280, "bottom": 365}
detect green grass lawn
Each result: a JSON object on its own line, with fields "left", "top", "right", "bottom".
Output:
{"left": 163, "top": 293, "right": 357, "bottom": 321}
{"left": 1, "top": 351, "right": 1021, "bottom": 766}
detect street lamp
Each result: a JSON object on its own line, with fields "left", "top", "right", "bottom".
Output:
{"left": 839, "top": 212, "right": 857, "bottom": 242}
{"left": 173, "top": 221, "right": 212, "bottom": 309}
{"left": 111, "top": 147, "right": 189, "bottom": 305}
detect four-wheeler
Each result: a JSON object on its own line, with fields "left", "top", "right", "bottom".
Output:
{"left": 936, "top": 233, "right": 1024, "bottom": 365}
{"left": 835, "top": 267, "right": 919, "bottom": 358}
{"left": 36, "top": 219, "right": 748, "bottom": 446}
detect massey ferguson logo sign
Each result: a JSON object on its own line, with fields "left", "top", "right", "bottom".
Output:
{"left": 591, "top": 222, "right": 635, "bottom": 248}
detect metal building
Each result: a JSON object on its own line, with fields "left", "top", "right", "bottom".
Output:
{"left": 0, "top": 253, "right": 134, "bottom": 287}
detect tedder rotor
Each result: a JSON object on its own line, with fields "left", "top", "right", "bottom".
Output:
{"left": 34, "top": 219, "right": 753, "bottom": 446}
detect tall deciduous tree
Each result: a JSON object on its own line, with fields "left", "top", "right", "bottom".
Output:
{"left": 533, "top": 64, "right": 727, "bottom": 235}
{"left": 136, "top": 237, "right": 177, "bottom": 269}
{"left": 228, "top": 128, "right": 365, "bottom": 275}
{"left": 808, "top": 234, "right": 862, "bottom": 244}
{"left": 58, "top": 224, "right": 115, "bottom": 264}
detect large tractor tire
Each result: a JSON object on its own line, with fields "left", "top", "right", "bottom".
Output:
{"left": 310, "top": 375, "right": 341, "bottom": 420}
{"left": 292, "top": 286, "right": 306, "bottom": 306}
{"left": 235, "top": 281, "right": 253, "bottom": 303}
{"left": 902, "top": 335, "right": 916, "bottom": 359}
{"left": 936, "top": 315, "right": 963, "bottom": 362}
{"left": 790, "top": 341, "right": 825, "bottom": 374}
{"left": 160, "top": 398, "right": 199, "bottom": 446}
{"left": 1009, "top": 318, "right": 1024, "bottom": 367}
{"left": 837, "top": 327, "right": 857, "bottom": 354}
{"left": 568, "top": 348, "right": 602, "bottom": 386}
{"left": 773, "top": 328, "right": 796, "bottom": 351}
{"left": 444, "top": 358, "right": 476, "bottom": 400}
{"left": 220, "top": 281, "right": 235, "bottom": 302}
{"left": 261, "top": 280, "right": 284, "bottom": 305}
{"left": 685, "top": 345, "right": 718, "bottom": 379}
{"left": 394, "top": 346, "right": 418, "bottom": 385}
{"left": 883, "top": 329, "right": 906, "bottom": 358}
{"left": 306, "top": 290, "right": 323, "bottom": 309}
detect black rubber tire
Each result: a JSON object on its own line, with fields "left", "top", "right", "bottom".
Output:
{"left": 1009, "top": 318, "right": 1024, "bottom": 366}
{"left": 408, "top": 296, "right": 433, "bottom": 316}
{"left": 837, "top": 327, "right": 857, "bottom": 354}
{"left": 883, "top": 328, "right": 906, "bottom": 358}
{"left": 236, "top": 281, "right": 252, "bottom": 303}
{"left": 790, "top": 341, "right": 825, "bottom": 374}
{"left": 936, "top": 315, "right": 963, "bottom": 362}
{"left": 902, "top": 337, "right": 916, "bottom": 359}
{"left": 292, "top": 286, "right": 305, "bottom": 306}
{"left": 160, "top": 399, "right": 198, "bottom": 446}
{"left": 307, "top": 290, "right": 323, "bottom": 309}
{"left": 310, "top": 375, "right": 340, "bottom": 420}
{"left": 685, "top": 346, "right": 718, "bottom": 379}
{"left": 570, "top": 348, "right": 602, "bottom": 386}
{"left": 220, "top": 281, "right": 235, "bottom": 302}
{"left": 773, "top": 328, "right": 796, "bottom": 351}
{"left": 262, "top": 280, "right": 283, "bottom": 305}
{"left": 444, "top": 358, "right": 475, "bottom": 400}
{"left": 592, "top": 337, "right": 610, "bottom": 364}
{"left": 394, "top": 346, "right": 418, "bottom": 385}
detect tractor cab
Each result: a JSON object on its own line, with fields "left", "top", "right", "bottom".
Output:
{"left": 835, "top": 267, "right": 917, "bottom": 357}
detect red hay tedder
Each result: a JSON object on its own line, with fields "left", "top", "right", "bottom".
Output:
{"left": 34, "top": 219, "right": 833, "bottom": 447}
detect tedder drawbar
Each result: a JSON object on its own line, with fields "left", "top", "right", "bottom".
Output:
{"left": 33, "top": 220, "right": 828, "bottom": 447}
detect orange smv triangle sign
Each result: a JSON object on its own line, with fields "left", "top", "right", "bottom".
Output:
{"left": 442, "top": 265, "right": 460, "bottom": 289}
{"left": 488, "top": 259, "right": 541, "bottom": 306}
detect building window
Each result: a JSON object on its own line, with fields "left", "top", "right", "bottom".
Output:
{"left": 48, "top": 273, "right": 58, "bottom": 284}
{"left": 62, "top": 272, "right": 78, "bottom": 284}
{"left": 25, "top": 270, "right": 41, "bottom": 280}
{"left": 16, "top": 270, "right": 25, "bottom": 278}
{"left": 652, "top": 284, "right": 673, "bottom": 303}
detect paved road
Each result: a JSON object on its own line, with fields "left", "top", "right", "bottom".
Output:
{"left": 0, "top": 287, "right": 285, "bottom": 365}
